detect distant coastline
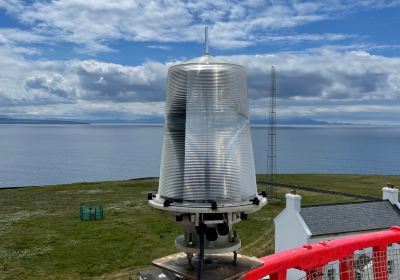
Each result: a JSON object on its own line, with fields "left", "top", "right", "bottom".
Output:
{"left": 0, "top": 117, "right": 89, "bottom": 125}
{"left": 0, "top": 116, "right": 361, "bottom": 126}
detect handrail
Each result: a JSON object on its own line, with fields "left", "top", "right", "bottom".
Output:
{"left": 245, "top": 226, "right": 400, "bottom": 280}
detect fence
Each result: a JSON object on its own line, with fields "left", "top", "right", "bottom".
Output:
{"left": 245, "top": 226, "right": 400, "bottom": 280}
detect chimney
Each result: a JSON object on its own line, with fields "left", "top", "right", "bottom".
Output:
{"left": 286, "top": 190, "right": 302, "bottom": 212}
{"left": 383, "top": 183, "right": 399, "bottom": 205}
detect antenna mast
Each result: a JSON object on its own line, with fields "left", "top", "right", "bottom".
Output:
{"left": 204, "top": 26, "right": 209, "bottom": 55}
{"left": 267, "top": 66, "right": 277, "bottom": 199}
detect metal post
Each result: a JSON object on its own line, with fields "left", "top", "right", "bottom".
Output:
{"left": 187, "top": 253, "right": 193, "bottom": 270}
{"left": 204, "top": 26, "right": 209, "bottom": 55}
{"left": 197, "top": 224, "right": 205, "bottom": 280}
{"left": 267, "top": 65, "right": 277, "bottom": 199}
{"left": 270, "top": 270, "right": 287, "bottom": 280}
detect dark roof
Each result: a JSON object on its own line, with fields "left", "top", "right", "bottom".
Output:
{"left": 300, "top": 200, "right": 400, "bottom": 237}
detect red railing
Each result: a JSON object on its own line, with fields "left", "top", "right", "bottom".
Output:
{"left": 245, "top": 226, "right": 400, "bottom": 280}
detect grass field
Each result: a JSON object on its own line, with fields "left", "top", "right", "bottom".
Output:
{"left": 1, "top": 174, "right": 399, "bottom": 280}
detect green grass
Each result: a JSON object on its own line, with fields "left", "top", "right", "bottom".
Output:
{"left": 0, "top": 174, "right": 399, "bottom": 279}
{"left": 268, "top": 174, "right": 400, "bottom": 197}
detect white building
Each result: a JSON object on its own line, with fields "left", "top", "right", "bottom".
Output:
{"left": 274, "top": 186, "right": 400, "bottom": 279}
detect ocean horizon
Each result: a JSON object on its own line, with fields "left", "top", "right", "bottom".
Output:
{"left": 1, "top": 124, "right": 399, "bottom": 188}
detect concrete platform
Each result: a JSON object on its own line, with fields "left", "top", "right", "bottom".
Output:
{"left": 152, "top": 252, "right": 263, "bottom": 280}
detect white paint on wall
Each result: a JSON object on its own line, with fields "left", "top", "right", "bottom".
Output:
{"left": 273, "top": 187, "right": 400, "bottom": 280}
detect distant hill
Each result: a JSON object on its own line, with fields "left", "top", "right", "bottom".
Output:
{"left": 0, "top": 117, "right": 89, "bottom": 124}
{"left": 251, "top": 117, "right": 353, "bottom": 126}
{"left": 88, "top": 116, "right": 353, "bottom": 125}
{"left": 89, "top": 116, "right": 164, "bottom": 125}
{"left": 0, "top": 116, "right": 354, "bottom": 126}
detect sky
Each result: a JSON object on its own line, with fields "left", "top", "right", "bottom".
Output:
{"left": 0, "top": 0, "right": 399, "bottom": 125}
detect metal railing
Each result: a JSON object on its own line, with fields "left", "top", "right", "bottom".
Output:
{"left": 245, "top": 227, "right": 400, "bottom": 280}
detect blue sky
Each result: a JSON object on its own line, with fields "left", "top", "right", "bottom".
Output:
{"left": 0, "top": 0, "right": 399, "bottom": 124}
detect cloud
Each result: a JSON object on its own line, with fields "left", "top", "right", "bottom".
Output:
{"left": 0, "top": 39, "right": 172, "bottom": 121}
{"left": 0, "top": 45, "right": 399, "bottom": 124}
{"left": 74, "top": 60, "right": 168, "bottom": 101}
{"left": 230, "top": 49, "right": 400, "bottom": 123}
{"left": 0, "top": 28, "right": 48, "bottom": 44}
{"left": 1, "top": 0, "right": 397, "bottom": 52}
{"left": 25, "top": 74, "right": 76, "bottom": 99}
{"left": 21, "top": 59, "right": 168, "bottom": 103}
{"left": 258, "top": 33, "right": 355, "bottom": 44}
{"left": 230, "top": 49, "right": 399, "bottom": 101}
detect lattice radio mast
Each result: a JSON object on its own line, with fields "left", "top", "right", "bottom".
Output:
{"left": 267, "top": 66, "right": 277, "bottom": 198}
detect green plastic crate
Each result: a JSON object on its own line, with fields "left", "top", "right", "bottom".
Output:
{"left": 80, "top": 205, "right": 104, "bottom": 221}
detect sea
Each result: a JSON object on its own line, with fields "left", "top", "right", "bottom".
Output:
{"left": 0, "top": 124, "right": 399, "bottom": 188}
